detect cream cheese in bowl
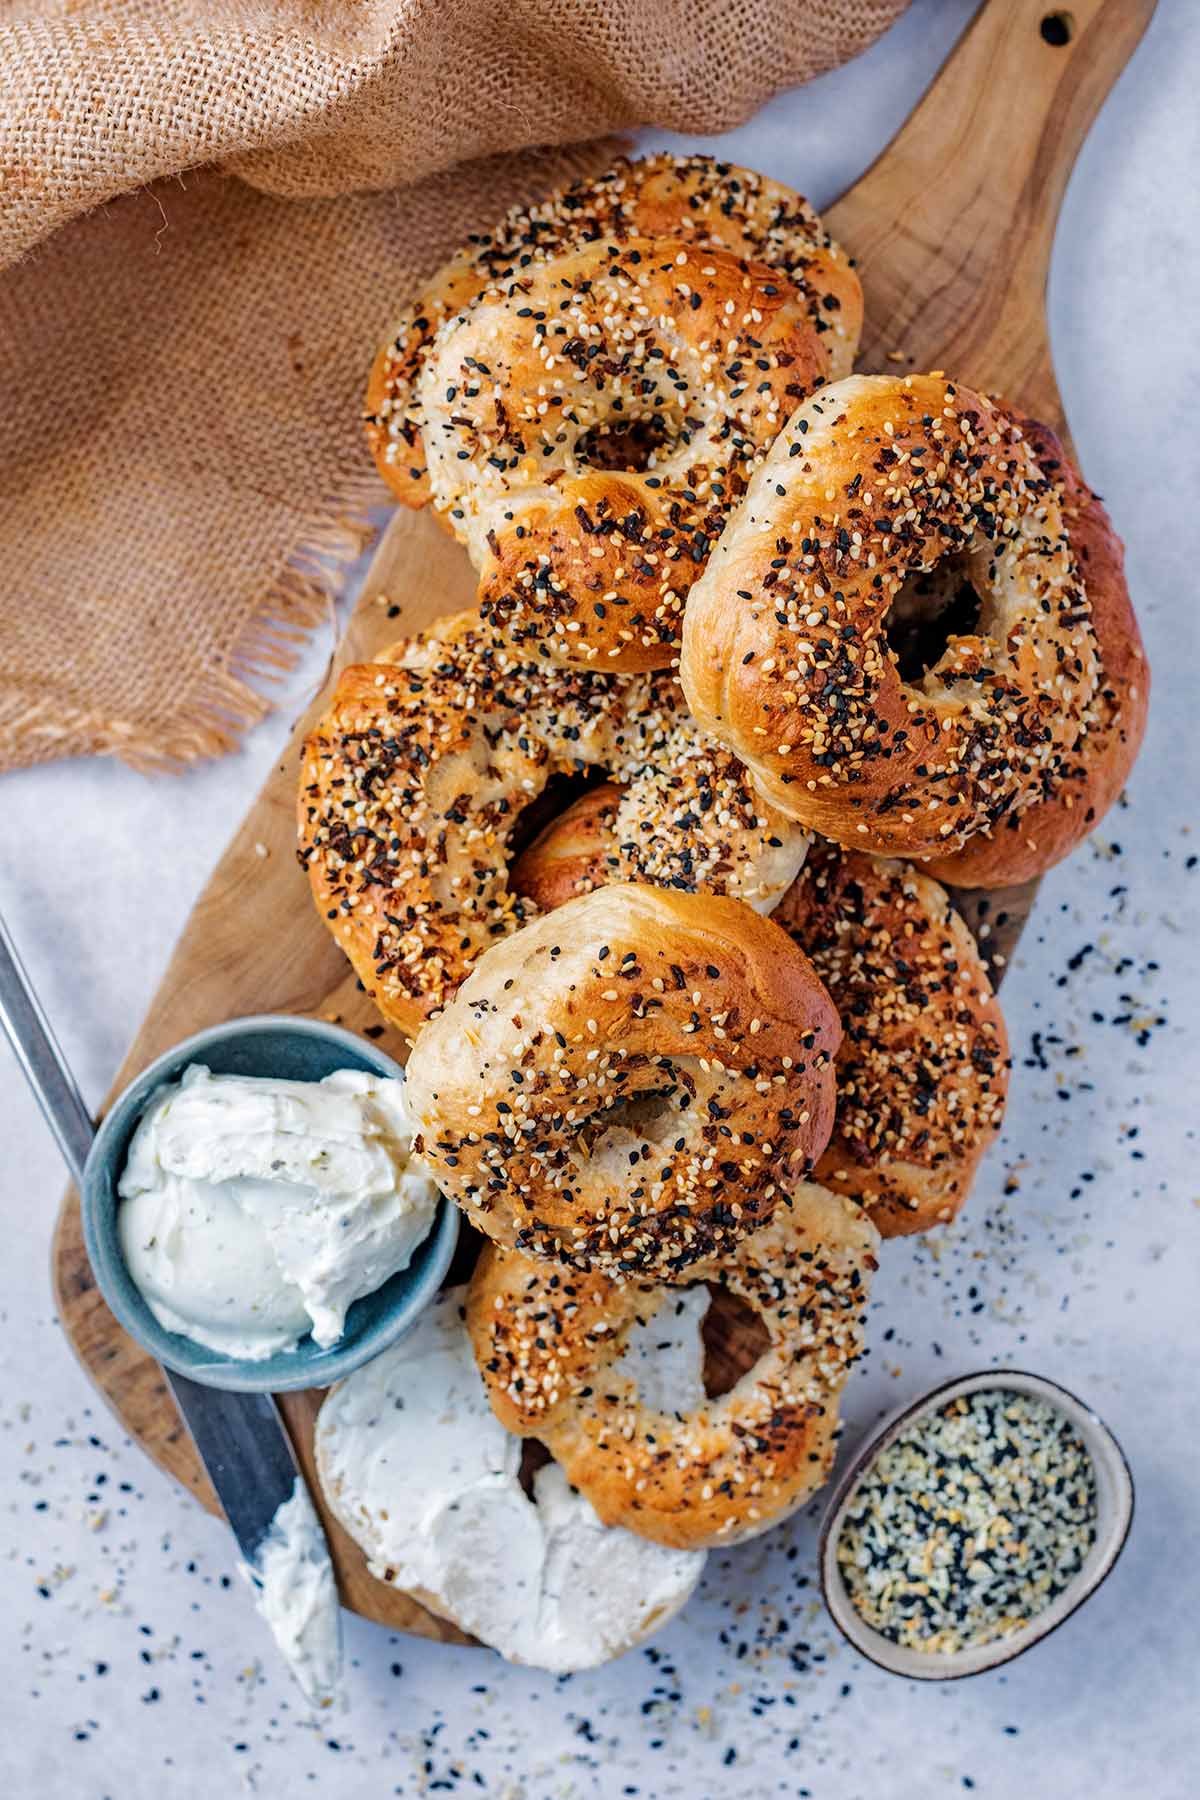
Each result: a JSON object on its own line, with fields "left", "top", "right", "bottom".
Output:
{"left": 117, "top": 1064, "right": 439, "bottom": 1361}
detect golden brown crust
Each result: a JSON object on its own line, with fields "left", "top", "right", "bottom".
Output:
{"left": 366, "top": 152, "right": 862, "bottom": 509}
{"left": 510, "top": 753, "right": 807, "bottom": 920}
{"left": 420, "top": 237, "right": 834, "bottom": 670}
{"left": 680, "top": 374, "right": 1100, "bottom": 856}
{"left": 404, "top": 884, "right": 842, "bottom": 1279}
{"left": 298, "top": 614, "right": 807, "bottom": 1036}
{"left": 466, "top": 1183, "right": 879, "bottom": 1549}
{"left": 923, "top": 418, "right": 1149, "bottom": 887}
{"left": 773, "top": 843, "right": 1009, "bottom": 1235}
{"left": 515, "top": 811, "right": 1008, "bottom": 1235}
{"left": 297, "top": 612, "right": 621, "bottom": 1038}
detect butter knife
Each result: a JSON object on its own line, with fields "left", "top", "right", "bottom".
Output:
{"left": 0, "top": 908, "right": 339, "bottom": 1698}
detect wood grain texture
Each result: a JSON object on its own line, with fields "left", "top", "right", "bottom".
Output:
{"left": 51, "top": 0, "right": 1155, "bottom": 1643}
{"left": 827, "top": 0, "right": 1155, "bottom": 970}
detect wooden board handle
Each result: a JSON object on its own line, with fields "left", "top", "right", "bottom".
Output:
{"left": 828, "top": 0, "right": 1157, "bottom": 417}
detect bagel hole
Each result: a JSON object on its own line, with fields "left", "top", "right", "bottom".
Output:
{"left": 701, "top": 1285, "right": 771, "bottom": 1399}
{"left": 575, "top": 413, "right": 676, "bottom": 473}
{"left": 517, "top": 1438, "right": 554, "bottom": 1500}
{"left": 509, "top": 768, "right": 612, "bottom": 861}
{"left": 575, "top": 1080, "right": 694, "bottom": 1152}
{"left": 576, "top": 1085, "right": 682, "bottom": 1155}
{"left": 884, "top": 554, "right": 983, "bottom": 682}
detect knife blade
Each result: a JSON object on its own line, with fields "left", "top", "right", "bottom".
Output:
{"left": 0, "top": 910, "right": 333, "bottom": 1604}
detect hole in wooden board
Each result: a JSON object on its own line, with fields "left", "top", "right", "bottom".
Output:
{"left": 1040, "top": 11, "right": 1075, "bottom": 47}
{"left": 701, "top": 1284, "right": 771, "bottom": 1398}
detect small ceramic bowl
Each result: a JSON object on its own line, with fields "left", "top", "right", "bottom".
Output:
{"left": 819, "top": 1368, "right": 1134, "bottom": 1680}
{"left": 81, "top": 1014, "right": 458, "bottom": 1393}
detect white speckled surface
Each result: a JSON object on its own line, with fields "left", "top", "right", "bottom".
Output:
{"left": 3, "top": 2, "right": 1199, "bottom": 1793}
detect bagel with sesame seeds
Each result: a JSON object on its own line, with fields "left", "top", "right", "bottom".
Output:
{"left": 679, "top": 373, "right": 1101, "bottom": 856}
{"left": 417, "top": 235, "right": 843, "bottom": 670}
{"left": 402, "top": 884, "right": 842, "bottom": 1280}
{"left": 922, "top": 418, "right": 1148, "bottom": 888}
{"left": 514, "top": 812, "right": 1009, "bottom": 1236}
{"left": 366, "top": 153, "right": 861, "bottom": 513}
{"left": 773, "top": 842, "right": 1009, "bottom": 1235}
{"left": 511, "top": 749, "right": 806, "bottom": 919}
{"left": 465, "top": 1181, "right": 879, "bottom": 1550}
{"left": 297, "top": 612, "right": 810, "bottom": 1039}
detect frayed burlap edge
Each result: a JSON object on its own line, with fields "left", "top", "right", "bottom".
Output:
{"left": 0, "top": 473, "right": 383, "bottom": 772}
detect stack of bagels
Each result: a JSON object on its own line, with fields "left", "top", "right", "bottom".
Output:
{"left": 297, "top": 155, "right": 1148, "bottom": 1658}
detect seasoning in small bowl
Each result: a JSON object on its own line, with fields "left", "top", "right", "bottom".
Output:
{"left": 819, "top": 1370, "right": 1133, "bottom": 1680}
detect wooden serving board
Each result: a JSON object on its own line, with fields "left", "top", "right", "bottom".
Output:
{"left": 51, "top": 0, "right": 1156, "bottom": 1645}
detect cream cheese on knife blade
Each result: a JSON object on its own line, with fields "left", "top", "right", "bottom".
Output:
{"left": 117, "top": 1064, "right": 439, "bottom": 1359}
{"left": 241, "top": 1477, "right": 342, "bottom": 1706}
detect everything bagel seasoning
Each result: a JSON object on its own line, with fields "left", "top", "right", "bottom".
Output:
{"left": 835, "top": 1387, "right": 1098, "bottom": 1654}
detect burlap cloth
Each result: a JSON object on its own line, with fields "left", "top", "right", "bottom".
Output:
{"left": 0, "top": 0, "right": 907, "bottom": 771}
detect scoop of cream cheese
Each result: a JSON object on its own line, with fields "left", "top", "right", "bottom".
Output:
{"left": 241, "top": 1477, "right": 341, "bottom": 1706}
{"left": 315, "top": 1287, "right": 707, "bottom": 1672}
{"left": 117, "top": 1064, "right": 439, "bottom": 1359}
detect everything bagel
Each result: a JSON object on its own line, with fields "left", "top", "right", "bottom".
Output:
{"left": 680, "top": 374, "right": 1100, "bottom": 856}
{"left": 923, "top": 418, "right": 1148, "bottom": 887}
{"left": 366, "top": 153, "right": 861, "bottom": 511}
{"left": 514, "top": 812, "right": 1009, "bottom": 1235}
{"left": 419, "top": 236, "right": 840, "bottom": 670}
{"left": 774, "top": 842, "right": 1009, "bottom": 1235}
{"left": 315, "top": 1285, "right": 706, "bottom": 1670}
{"left": 466, "top": 1182, "right": 879, "bottom": 1550}
{"left": 298, "top": 613, "right": 809, "bottom": 1038}
{"left": 403, "top": 885, "right": 842, "bottom": 1279}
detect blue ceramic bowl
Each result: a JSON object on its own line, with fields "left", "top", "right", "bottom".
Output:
{"left": 81, "top": 1014, "right": 458, "bottom": 1392}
